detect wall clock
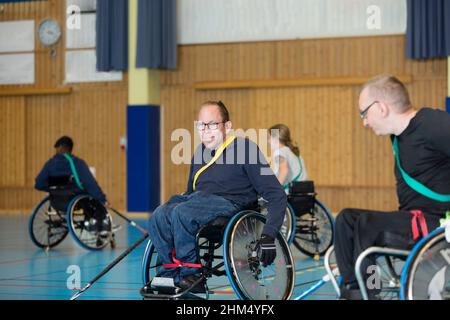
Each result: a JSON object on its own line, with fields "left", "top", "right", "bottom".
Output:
{"left": 38, "top": 19, "right": 62, "bottom": 47}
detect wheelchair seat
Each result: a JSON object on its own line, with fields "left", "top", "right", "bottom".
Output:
{"left": 198, "top": 216, "right": 230, "bottom": 243}
{"left": 288, "top": 181, "right": 316, "bottom": 216}
{"left": 376, "top": 231, "right": 416, "bottom": 252}
{"left": 197, "top": 202, "right": 259, "bottom": 243}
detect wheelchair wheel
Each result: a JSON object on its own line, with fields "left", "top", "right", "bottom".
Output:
{"left": 142, "top": 240, "right": 162, "bottom": 285}
{"left": 372, "top": 255, "right": 405, "bottom": 300}
{"left": 283, "top": 204, "right": 296, "bottom": 245}
{"left": 223, "top": 211, "right": 295, "bottom": 300}
{"left": 67, "top": 195, "right": 112, "bottom": 250}
{"left": 259, "top": 201, "right": 295, "bottom": 245}
{"left": 293, "top": 198, "right": 334, "bottom": 257}
{"left": 401, "top": 228, "right": 449, "bottom": 300}
{"left": 29, "top": 196, "right": 68, "bottom": 249}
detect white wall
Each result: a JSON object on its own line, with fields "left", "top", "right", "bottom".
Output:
{"left": 178, "top": 0, "right": 407, "bottom": 44}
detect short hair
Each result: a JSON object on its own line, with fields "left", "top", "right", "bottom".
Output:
{"left": 54, "top": 136, "right": 74, "bottom": 152}
{"left": 361, "top": 75, "right": 412, "bottom": 113}
{"left": 200, "top": 100, "right": 230, "bottom": 122}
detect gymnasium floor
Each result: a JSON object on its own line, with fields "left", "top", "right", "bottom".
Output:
{"left": 0, "top": 212, "right": 336, "bottom": 300}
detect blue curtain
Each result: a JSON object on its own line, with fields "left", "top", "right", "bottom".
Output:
{"left": 406, "top": 0, "right": 450, "bottom": 59}
{"left": 136, "top": 0, "right": 177, "bottom": 69}
{"left": 96, "top": 0, "right": 129, "bottom": 71}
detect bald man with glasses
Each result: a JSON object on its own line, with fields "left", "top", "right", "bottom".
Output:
{"left": 335, "top": 75, "right": 450, "bottom": 300}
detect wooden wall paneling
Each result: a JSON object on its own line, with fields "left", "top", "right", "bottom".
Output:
{"left": 0, "top": 1, "right": 129, "bottom": 212}
{"left": 159, "top": 35, "right": 447, "bottom": 213}
{"left": 0, "top": 97, "right": 26, "bottom": 187}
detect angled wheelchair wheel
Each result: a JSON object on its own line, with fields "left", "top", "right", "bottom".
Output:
{"left": 293, "top": 198, "right": 334, "bottom": 257}
{"left": 401, "top": 228, "right": 450, "bottom": 300}
{"left": 142, "top": 240, "right": 162, "bottom": 285}
{"left": 29, "top": 196, "right": 68, "bottom": 249}
{"left": 283, "top": 204, "right": 296, "bottom": 245}
{"left": 223, "top": 211, "right": 295, "bottom": 300}
{"left": 67, "top": 195, "right": 112, "bottom": 250}
{"left": 372, "top": 255, "right": 405, "bottom": 300}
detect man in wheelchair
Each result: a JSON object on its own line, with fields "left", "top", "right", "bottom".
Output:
{"left": 147, "top": 101, "right": 286, "bottom": 293}
{"left": 335, "top": 75, "right": 450, "bottom": 300}
{"left": 35, "top": 136, "right": 111, "bottom": 235}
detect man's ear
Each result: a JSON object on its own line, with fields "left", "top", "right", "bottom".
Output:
{"left": 379, "top": 101, "right": 390, "bottom": 118}
{"left": 225, "top": 121, "right": 233, "bottom": 133}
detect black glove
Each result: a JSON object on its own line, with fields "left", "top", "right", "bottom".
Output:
{"left": 256, "top": 234, "right": 277, "bottom": 267}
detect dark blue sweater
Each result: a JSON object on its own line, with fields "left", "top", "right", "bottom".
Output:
{"left": 186, "top": 137, "right": 287, "bottom": 238}
{"left": 35, "top": 154, "right": 107, "bottom": 204}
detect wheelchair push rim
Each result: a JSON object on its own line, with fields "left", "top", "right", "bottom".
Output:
{"left": 142, "top": 240, "right": 163, "bottom": 285}
{"left": 401, "top": 228, "right": 449, "bottom": 300}
{"left": 259, "top": 201, "right": 296, "bottom": 245}
{"left": 67, "top": 195, "right": 113, "bottom": 250}
{"left": 223, "top": 211, "right": 295, "bottom": 300}
{"left": 29, "top": 196, "right": 69, "bottom": 249}
{"left": 293, "top": 198, "right": 334, "bottom": 257}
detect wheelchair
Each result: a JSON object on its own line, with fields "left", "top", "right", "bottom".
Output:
{"left": 260, "top": 181, "right": 334, "bottom": 258}
{"left": 141, "top": 209, "right": 295, "bottom": 300}
{"left": 324, "top": 226, "right": 450, "bottom": 300}
{"left": 29, "top": 176, "right": 116, "bottom": 250}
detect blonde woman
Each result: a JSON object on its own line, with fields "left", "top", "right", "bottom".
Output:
{"left": 268, "top": 124, "right": 308, "bottom": 193}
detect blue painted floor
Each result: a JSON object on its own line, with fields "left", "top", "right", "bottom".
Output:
{"left": 0, "top": 212, "right": 337, "bottom": 300}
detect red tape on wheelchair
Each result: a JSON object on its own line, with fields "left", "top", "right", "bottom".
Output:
{"left": 162, "top": 248, "right": 203, "bottom": 268}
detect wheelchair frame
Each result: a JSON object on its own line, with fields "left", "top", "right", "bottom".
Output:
{"left": 141, "top": 210, "right": 295, "bottom": 300}
{"left": 323, "top": 226, "right": 450, "bottom": 300}
{"left": 29, "top": 194, "right": 116, "bottom": 250}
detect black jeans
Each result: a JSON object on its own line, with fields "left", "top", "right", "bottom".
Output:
{"left": 334, "top": 208, "right": 441, "bottom": 286}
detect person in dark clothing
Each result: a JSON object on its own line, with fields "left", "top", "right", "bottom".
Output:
{"left": 35, "top": 136, "right": 111, "bottom": 233}
{"left": 335, "top": 75, "right": 450, "bottom": 300}
{"left": 147, "top": 101, "right": 287, "bottom": 292}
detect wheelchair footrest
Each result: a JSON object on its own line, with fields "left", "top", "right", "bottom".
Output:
{"left": 140, "top": 285, "right": 206, "bottom": 300}
{"left": 151, "top": 277, "right": 176, "bottom": 288}
{"left": 141, "top": 275, "right": 208, "bottom": 300}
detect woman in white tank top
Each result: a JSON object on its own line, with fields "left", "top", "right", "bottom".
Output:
{"left": 268, "top": 124, "right": 308, "bottom": 193}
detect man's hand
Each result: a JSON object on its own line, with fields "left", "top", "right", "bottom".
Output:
{"left": 104, "top": 201, "right": 111, "bottom": 209}
{"left": 256, "top": 234, "right": 277, "bottom": 267}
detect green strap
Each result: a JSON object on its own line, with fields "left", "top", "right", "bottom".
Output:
{"left": 63, "top": 153, "right": 84, "bottom": 190}
{"left": 393, "top": 137, "right": 450, "bottom": 202}
{"left": 283, "top": 156, "right": 303, "bottom": 190}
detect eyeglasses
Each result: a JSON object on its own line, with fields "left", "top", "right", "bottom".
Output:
{"left": 195, "top": 122, "right": 225, "bottom": 131}
{"left": 359, "top": 101, "right": 379, "bottom": 119}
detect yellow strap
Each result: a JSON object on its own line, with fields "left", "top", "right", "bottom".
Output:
{"left": 193, "top": 135, "right": 237, "bottom": 191}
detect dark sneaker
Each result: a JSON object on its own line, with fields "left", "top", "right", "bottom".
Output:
{"left": 340, "top": 288, "right": 364, "bottom": 300}
{"left": 339, "top": 281, "right": 381, "bottom": 300}
{"left": 176, "top": 274, "right": 206, "bottom": 294}
{"left": 339, "top": 281, "right": 363, "bottom": 300}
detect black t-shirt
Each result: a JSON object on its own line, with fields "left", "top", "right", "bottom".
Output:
{"left": 393, "top": 107, "right": 450, "bottom": 216}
